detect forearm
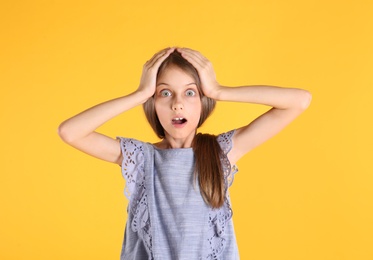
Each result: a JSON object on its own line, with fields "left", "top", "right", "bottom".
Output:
{"left": 58, "top": 90, "right": 147, "bottom": 143}
{"left": 213, "top": 85, "right": 312, "bottom": 110}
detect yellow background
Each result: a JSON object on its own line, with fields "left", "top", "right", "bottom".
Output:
{"left": 1, "top": 0, "right": 372, "bottom": 259}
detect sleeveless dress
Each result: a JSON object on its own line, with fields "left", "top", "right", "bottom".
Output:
{"left": 117, "top": 130, "right": 239, "bottom": 260}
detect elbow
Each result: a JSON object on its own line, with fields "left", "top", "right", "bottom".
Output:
{"left": 297, "top": 89, "right": 312, "bottom": 110}
{"left": 57, "top": 121, "right": 75, "bottom": 144}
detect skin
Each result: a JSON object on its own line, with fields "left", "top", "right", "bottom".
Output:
{"left": 58, "top": 47, "right": 312, "bottom": 167}
{"left": 154, "top": 65, "right": 202, "bottom": 149}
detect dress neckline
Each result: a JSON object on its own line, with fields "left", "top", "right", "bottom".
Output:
{"left": 149, "top": 143, "right": 193, "bottom": 152}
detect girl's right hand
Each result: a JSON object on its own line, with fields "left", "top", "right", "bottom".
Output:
{"left": 59, "top": 47, "right": 175, "bottom": 165}
{"left": 137, "top": 47, "right": 175, "bottom": 99}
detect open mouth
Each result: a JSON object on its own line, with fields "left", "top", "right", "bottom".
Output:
{"left": 172, "top": 117, "right": 187, "bottom": 125}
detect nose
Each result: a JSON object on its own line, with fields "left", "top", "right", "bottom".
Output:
{"left": 172, "top": 96, "right": 183, "bottom": 111}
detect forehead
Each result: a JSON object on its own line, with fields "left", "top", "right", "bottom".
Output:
{"left": 157, "top": 66, "right": 196, "bottom": 86}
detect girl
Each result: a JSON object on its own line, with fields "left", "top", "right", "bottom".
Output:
{"left": 58, "top": 47, "right": 311, "bottom": 259}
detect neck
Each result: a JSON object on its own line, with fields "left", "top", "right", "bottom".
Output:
{"left": 157, "top": 132, "right": 196, "bottom": 149}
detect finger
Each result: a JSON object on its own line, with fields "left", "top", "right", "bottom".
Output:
{"left": 178, "top": 49, "right": 204, "bottom": 68}
{"left": 145, "top": 50, "right": 166, "bottom": 68}
{"left": 147, "top": 47, "right": 174, "bottom": 69}
{"left": 178, "top": 48, "right": 208, "bottom": 63}
{"left": 151, "top": 47, "right": 175, "bottom": 69}
{"left": 177, "top": 48, "right": 208, "bottom": 69}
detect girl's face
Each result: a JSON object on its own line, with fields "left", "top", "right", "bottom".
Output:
{"left": 154, "top": 66, "right": 202, "bottom": 145}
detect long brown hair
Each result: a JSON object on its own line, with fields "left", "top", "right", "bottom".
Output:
{"left": 143, "top": 50, "right": 225, "bottom": 208}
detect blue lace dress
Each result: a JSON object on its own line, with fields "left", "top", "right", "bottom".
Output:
{"left": 117, "top": 130, "right": 239, "bottom": 260}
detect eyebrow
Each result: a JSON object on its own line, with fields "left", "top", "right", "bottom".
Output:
{"left": 156, "top": 82, "right": 197, "bottom": 87}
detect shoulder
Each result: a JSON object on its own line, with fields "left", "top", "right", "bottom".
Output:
{"left": 217, "top": 130, "right": 238, "bottom": 187}
{"left": 116, "top": 137, "right": 146, "bottom": 200}
{"left": 117, "top": 136, "right": 144, "bottom": 146}
{"left": 117, "top": 137, "right": 144, "bottom": 149}
{"left": 116, "top": 137, "right": 145, "bottom": 164}
{"left": 216, "top": 129, "right": 236, "bottom": 154}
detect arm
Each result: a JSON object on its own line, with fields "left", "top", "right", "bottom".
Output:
{"left": 58, "top": 48, "right": 175, "bottom": 164}
{"left": 178, "top": 48, "right": 312, "bottom": 165}
{"left": 213, "top": 85, "right": 311, "bottom": 165}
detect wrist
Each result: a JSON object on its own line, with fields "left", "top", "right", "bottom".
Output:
{"left": 133, "top": 89, "right": 153, "bottom": 104}
{"left": 205, "top": 85, "right": 224, "bottom": 100}
{"left": 135, "top": 86, "right": 154, "bottom": 102}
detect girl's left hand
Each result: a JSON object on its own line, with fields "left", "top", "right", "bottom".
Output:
{"left": 177, "top": 48, "right": 222, "bottom": 99}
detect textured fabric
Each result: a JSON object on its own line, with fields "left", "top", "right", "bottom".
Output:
{"left": 117, "top": 130, "right": 239, "bottom": 260}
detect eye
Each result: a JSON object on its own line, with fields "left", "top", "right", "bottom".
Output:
{"left": 185, "top": 89, "right": 196, "bottom": 97}
{"left": 160, "top": 89, "right": 172, "bottom": 97}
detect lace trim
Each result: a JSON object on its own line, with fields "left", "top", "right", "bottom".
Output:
{"left": 217, "top": 130, "right": 238, "bottom": 187}
{"left": 118, "top": 138, "right": 153, "bottom": 258}
{"left": 118, "top": 138, "right": 144, "bottom": 199}
{"left": 119, "top": 131, "right": 238, "bottom": 260}
{"left": 206, "top": 200, "right": 233, "bottom": 259}
{"left": 205, "top": 130, "right": 238, "bottom": 259}
{"left": 130, "top": 179, "right": 153, "bottom": 258}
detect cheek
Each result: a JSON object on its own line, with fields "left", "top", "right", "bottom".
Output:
{"left": 188, "top": 100, "right": 202, "bottom": 120}
{"left": 154, "top": 99, "right": 163, "bottom": 112}
{"left": 154, "top": 102, "right": 167, "bottom": 123}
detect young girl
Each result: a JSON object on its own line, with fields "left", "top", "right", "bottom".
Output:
{"left": 58, "top": 47, "right": 311, "bottom": 259}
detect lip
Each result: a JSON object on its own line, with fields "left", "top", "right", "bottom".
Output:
{"left": 171, "top": 115, "right": 187, "bottom": 128}
{"left": 172, "top": 114, "right": 186, "bottom": 120}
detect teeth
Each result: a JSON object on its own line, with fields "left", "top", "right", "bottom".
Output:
{"left": 173, "top": 118, "right": 184, "bottom": 121}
